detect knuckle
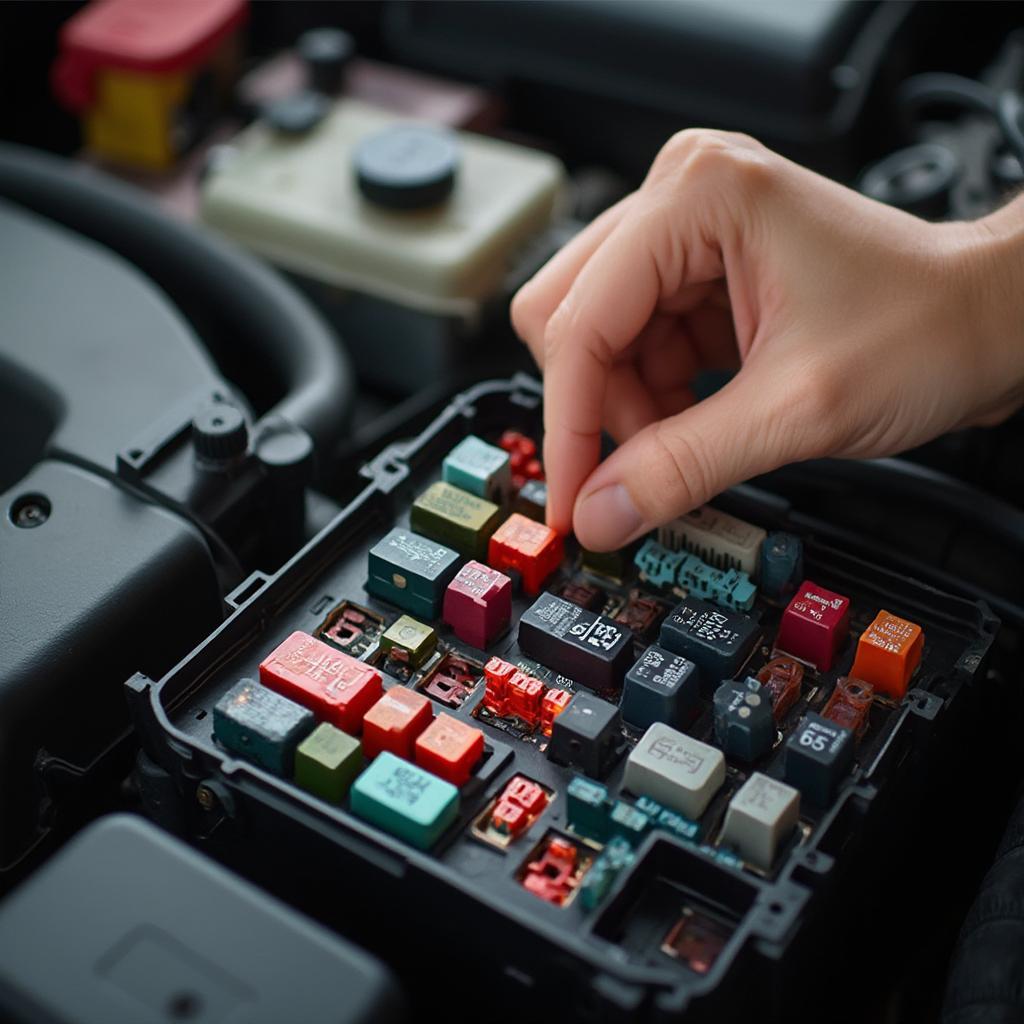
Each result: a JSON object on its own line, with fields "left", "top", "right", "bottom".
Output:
{"left": 510, "top": 281, "right": 542, "bottom": 344}
{"left": 652, "top": 129, "right": 773, "bottom": 196}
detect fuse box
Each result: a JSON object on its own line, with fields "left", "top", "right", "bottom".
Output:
{"left": 129, "top": 376, "right": 997, "bottom": 1022}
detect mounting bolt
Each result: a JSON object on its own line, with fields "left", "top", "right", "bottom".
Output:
{"left": 196, "top": 782, "right": 218, "bottom": 811}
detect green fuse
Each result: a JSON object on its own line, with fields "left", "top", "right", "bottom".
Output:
{"left": 350, "top": 751, "right": 459, "bottom": 850}
{"left": 609, "top": 799, "right": 652, "bottom": 845}
{"left": 379, "top": 615, "right": 437, "bottom": 668}
{"left": 635, "top": 795, "right": 701, "bottom": 842}
{"left": 213, "top": 679, "right": 314, "bottom": 776}
{"left": 580, "top": 836, "right": 636, "bottom": 911}
{"left": 294, "top": 723, "right": 363, "bottom": 803}
{"left": 567, "top": 776, "right": 611, "bottom": 842}
{"left": 443, "top": 435, "right": 511, "bottom": 504}
{"left": 410, "top": 482, "right": 501, "bottom": 560}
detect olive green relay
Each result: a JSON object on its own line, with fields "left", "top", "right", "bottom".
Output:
{"left": 410, "top": 482, "right": 501, "bottom": 560}
{"left": 380, "top": 615, "right": 438, "bottom": 668}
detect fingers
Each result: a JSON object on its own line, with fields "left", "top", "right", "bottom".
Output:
{"left": 541, "top": 192, "right": 729, "bottom": 533}
{"left": 511, "top": 195, "right": 633, "bottom": 369}
{"left": 571, "top": 368, "right": 797, "bottom": 551}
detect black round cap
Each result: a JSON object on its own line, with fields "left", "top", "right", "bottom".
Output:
{"left": 192, "top": 404, "right": 248, "bottom": 462}
{"left": 254, "top": 420, "right": 315, "bottom": 488}
{"left": 860, "top": 143, "right": 959, "bottom": 219}
{"left": 263, "top": 90, "right": 330, "bottom": 136}
{"left": 297, "top": 27, "right": 355, "bottom": 94}
{"left": 354, "top": 125, "right": 460, "bottom": 211}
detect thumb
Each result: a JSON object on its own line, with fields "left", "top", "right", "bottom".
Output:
{"left": 572, "top": 372, "right": 794, "bottom": 551}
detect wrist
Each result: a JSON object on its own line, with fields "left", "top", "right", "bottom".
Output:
{"left": 938, "top": 197, "right": 1024, "bottom": 418}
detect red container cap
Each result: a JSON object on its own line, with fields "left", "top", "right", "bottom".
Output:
{"left": 53, "top": 0, "right": 248, "bottom": 111}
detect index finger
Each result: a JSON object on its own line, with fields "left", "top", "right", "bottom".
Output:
{"left": 542, "top": 197, "right": 725, "bottom": 535}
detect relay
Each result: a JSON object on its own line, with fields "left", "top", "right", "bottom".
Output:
{"left": 620, "top": 645, "right": 700, "bottom": 730}
{"left": 659, "top": 597, "right": 759, "bottom": 682}
{"left": 519, "top": 592, "right": 634, "bottom": 692}
{"left": 366, "top": 528, "right": 460, "bottom": 620}
{"left": 547, "top": 691, "right": 624, "bottom": 779}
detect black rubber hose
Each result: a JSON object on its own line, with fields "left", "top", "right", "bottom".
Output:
{"left": 0, "top": 143, "right": 355, "bottom": 466}
{"left": 942, "top": 789, "right": 1024, "bottom": 1023}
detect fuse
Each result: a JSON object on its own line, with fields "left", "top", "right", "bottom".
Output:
{"left": 442, "top": 560, "right": 512, "bottom": 649}
{"left": 259, "top": 631, "right": 383, "bottom": 734}
{"left": 620, "top": 644, "right": 700, "bottom": 731}
{"left": 567, "top": 776, "right": 611, "bottom": 842}
{"left": 361, "top": 687, "right": 434, "bottom": 760}
{"left": 420, "top": 653, "right": 481, "bottom": 709}
{"left": 366, "top": 528, "right": 461, "bottom": 620}
{"left": 442, "top": 435, "right": 511, "bottom": 503}
{"left": 760, "top": 532, "right": 803, "bottom": 599}
{"left": 613, "top": 593, "right": 667, "bottom": 640}
{"left": 481, "top": 656, "right": 516, "bottom": 716}
{"left": 379, "top": 615, "right": 437, "bottom": 668}
{"left": 580, "top": 837, "right": 637, "bottom": 912}
{"left": 350, "top": 752, "right": 459, "bottom": 850}
{"left": 608, "top": 799, "right": 652, "bottom": 845}
{"left": 507, "top": 671, "right": 545, "bottom": 728}
{"left": 719, "top": 772, "right": 800, "bottom": 869}
{"left": 410, "top": 481, "right": 502, "bottom": 560}
{"left": 659, "top": 598, "right": 759, "bottom": 683}
{"left": 634, "top": 796, "right": 701, "bottom": 843}
{"left": 676, "top": 553, "right": 757, "bottom": 613}
{"left": 756, "top": 656, "right": 805, "bottom": 721}
{"left": 849, "top": 609, "right": 924, "bottom": 699}
{"left": 520, "top": 835, "right": 588, "bottom": 906}
{"left": 713, "top": 678, "right": 776, "bottom": 762}
{"left": 822, "top": 676, "right": 874, "bottom": 737}
{"left": 213, "top": 679, "right": 315, "bottom": 776}
{"left": 540, "top": 687, "right": 571, "bottom": 736}
{"left": 624, "top": 722, "right": 726, "bottom": 819}
{"left": 776, "top": 581, "right": 850, "bottom": 671}
{"left": 414, "top": 713, "right": 484, "bottom": 785}
{"left": 784, "top": 712, "right": 855, "bottom": 805}
{"left": 547, "top": 691, "right": 625, "bottom": 779}
{"left": 657, "top": 505, "right": 766, "bottom": 576}
{"left": 519, "top": 592, "right": 635, "bottom": 693}
{"left": 488, "top": 513, "right": 564, "bottom": 595}
{"left": 294, "top": 723, "right": 363, "bottom": 803}
{"left": 490, "top": 776, "right": 550, "bottom": 840}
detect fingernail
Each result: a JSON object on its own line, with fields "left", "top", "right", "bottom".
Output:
{"left": 577, "top": 484, "right": 644, "bottom": 549}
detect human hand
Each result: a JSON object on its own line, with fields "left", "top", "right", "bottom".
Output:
{"left": 512, "top": 130, "right": 1024, "bottom": 551}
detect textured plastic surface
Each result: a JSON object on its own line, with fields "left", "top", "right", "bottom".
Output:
{"left": 0, "top": 815, "right": 401, "bottom": 1024}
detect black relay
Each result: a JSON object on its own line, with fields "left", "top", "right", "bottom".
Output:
{"left": 659, "top": 597, "right": 760, "bottom": 685}
{"left": 546, "top": 691, "right": 624, "bottom": 779}
{"left": 518, "top": 592, "right": 634, "bottom": 692}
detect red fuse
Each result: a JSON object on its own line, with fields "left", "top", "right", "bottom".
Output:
{"left": 757, "top": 656, "right": 805, "bottom": 721}
{"left": 488, "top": 513, "right": 564, "bottom": 595}
{"left": 415, "top": 713, "right": 484, "bottom": 785}
{"left": 776, "top": 581, "right": 851, "bottom": 671}
{"left": 503, "top": 776, "right": 549, "bottom": 817}
{"left": 443, "top": 560, "right": 512, "bottom": 649}
{"left": 521, "top": 837, "right": 581, "bottom": 905}
{"left": 540, "top": 688, "right": 571, "bottom": 736}
{"left": 492, "top": 797, "right": 529, "bottom": 837}
{"left": 823, "top": 676, "right": 874, "bottom": 737}
{"left": 508, "top": 672, "right": 545, "bottom": 727}
{"left": 362, "top": 687, "right": 433, "bottom": 760}
{"left": 482, "top": 657, "right": 516, "bottom": 715}
{"left": 499, "top": 431, "right": 536, "bottom": 459}
{"left": 260, "top": 630, "right": 382, "bottom": 734}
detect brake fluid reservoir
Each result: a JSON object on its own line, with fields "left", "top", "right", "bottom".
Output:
{"left": 199, "top": 100, "right": 565, "bottom": 386}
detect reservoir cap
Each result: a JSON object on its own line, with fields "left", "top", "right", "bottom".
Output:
{"left": 354, "top": 125, "right": 460, "bottom": 210}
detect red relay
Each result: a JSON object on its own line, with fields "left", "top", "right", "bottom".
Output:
{"left": 443, "top": 560, "right": 512, "bottom": 649}
{"left": 488, "top": 513, "right": 563, "bottom": 595}
{"left": 259, "top": 631, "right": 382, "bottom": 733}
{"left": 776, "top": 581, "right": 851, "bottom": 671}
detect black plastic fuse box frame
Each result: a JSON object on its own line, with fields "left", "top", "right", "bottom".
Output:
{"left": 127, "top": 376, "right": 998, "bottom": 1022}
